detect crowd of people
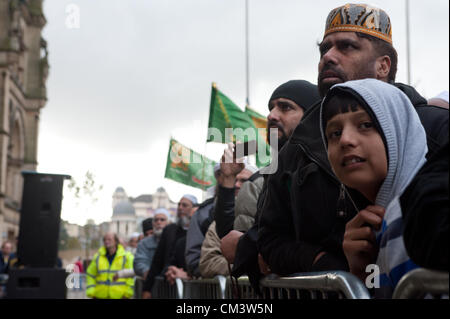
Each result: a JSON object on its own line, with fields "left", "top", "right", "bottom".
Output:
{"left": 85, "top": 3, "right": 448, "bottom": 300}
{"left": 3, "top": 2, "right": 446, "bottom": 300}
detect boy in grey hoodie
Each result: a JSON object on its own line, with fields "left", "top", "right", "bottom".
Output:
{"left": 320, "top": 78, "right": 428, "bottom": 298}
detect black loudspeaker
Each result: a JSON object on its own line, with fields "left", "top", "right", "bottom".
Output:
{"left": 6, "top": 268, "right": 67, "bottom": 299}
{"left": 17, "top": 172, "right": 70, "bottom": 268}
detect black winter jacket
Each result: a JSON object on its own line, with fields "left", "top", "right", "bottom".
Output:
{"left": 257, "top": 83, "right": 449, "bottom": 276}
{"left": 214, "top": 185, "right": 236, "bottom": 239}
{"left": 401, "top": 141, "right": 449, "bottom": 271}
{"left": 142, "top": 224, "right": 186, "bottom": 292}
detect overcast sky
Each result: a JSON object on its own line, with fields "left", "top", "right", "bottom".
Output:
{"left": 37, "top": 0, "right": 449, "bottom": 226}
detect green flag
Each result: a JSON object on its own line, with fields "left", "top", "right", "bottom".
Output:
{"left": 207, "top": 83, "right": 256, "bottom": 143}
{"left": 245, "top": 106, "right": 268, "bottom": 141}
{"left": 245, "top": 106, "right": 271, "bottom": 168}
{"left": 164, "top": 138, "right": 217, "bottom": 191}
{"left": 207, "top": 83, "right": 272, "bottom": 168}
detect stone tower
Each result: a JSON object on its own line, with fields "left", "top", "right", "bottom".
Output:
{"left": 0, "top": 0, "right": 49, "bottom": 244}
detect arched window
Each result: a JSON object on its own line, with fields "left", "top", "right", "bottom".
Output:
{"left": 6, "top": 108, "right": 25, "bottom": 206}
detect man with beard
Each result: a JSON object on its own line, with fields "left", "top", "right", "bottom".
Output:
{"left": 219, "top": 80, "right": 320, "bottom": 291}
{"left": 133, "top": 209, "right": 169, "bottom": 279}
{"left": 257, "top": 3, "right": 448, "bottom": 277}
{"left": 141, "top": 195, "right": 197, "bottom": 299}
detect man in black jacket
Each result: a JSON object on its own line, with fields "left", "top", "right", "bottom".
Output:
{"left": 0, "top": 241, "right": 12, "bottom": 274}
{"left": 257, "top": 3, "right": 449, "bottom": 276}
{"left": 220, "top": 80, "right": 321, "bottom": 291}
{"left": 141, "top": 194, "right": 197, "bottom": 298}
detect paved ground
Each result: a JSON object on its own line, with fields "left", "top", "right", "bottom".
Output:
{"left": 67, "top": 288, "right": 88, "bottom": 299}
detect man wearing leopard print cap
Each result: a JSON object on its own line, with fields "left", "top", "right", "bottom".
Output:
{"left": 257, "top": 3, "right": 449, "bottom": 281}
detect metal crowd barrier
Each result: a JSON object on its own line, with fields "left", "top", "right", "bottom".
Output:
{"left": 0, "top": 274, "right": 9, "bottom": 299}
{"left": 392, "top": 268, "right": 449, "bottom": 299}
{"left": 258, "top": 271, "right": 371, "bottom": 299}
{"left": 150, "top": 276, "right": 183, "bottom": 299}
{"left": 150, "top": 271, "right": 371, "bottom": 299}
{"left": 182, "top": 276, "right": 227, "bottom": 299}
{"left": 119, "top": 268, "right": 450, "bottom": 300}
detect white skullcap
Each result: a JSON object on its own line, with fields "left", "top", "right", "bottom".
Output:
{"left": 154, "top": 208, "right": 170, "bottom": 219}
{"left": 130, "top": 232, "right": 140, "bottom": 239}
{"left": 242, "top": 158, "right": 259, "bottom": 174}
{"left": 244, "top": 163, "right": 259, "bottom": 174}
{"left": 182, "top": 194, "right": 198, "bottom": 205}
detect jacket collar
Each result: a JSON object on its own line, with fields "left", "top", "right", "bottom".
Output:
{"left": 98, "top": 244, "right": 125, "bottom": 257}
{"left": 289, "top": 101, "right": 333, "bottom": 174}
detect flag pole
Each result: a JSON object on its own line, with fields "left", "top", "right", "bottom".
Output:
{"left": 245, "top": 0, "right": 250, "bottom": 107}
{"left": 405, "top": 0, "right": 411, "bottom": 85}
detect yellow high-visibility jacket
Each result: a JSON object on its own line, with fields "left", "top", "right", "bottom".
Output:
{"left": 86, "top": 244, "right": 134, "bottom": 299}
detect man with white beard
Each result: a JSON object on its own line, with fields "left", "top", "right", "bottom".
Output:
{"left": 133, "top": 209, "right": 170, "bottom": 279}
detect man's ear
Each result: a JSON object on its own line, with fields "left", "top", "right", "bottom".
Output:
{"left": 376, "top": 55, "right": 391, "bottom": 81}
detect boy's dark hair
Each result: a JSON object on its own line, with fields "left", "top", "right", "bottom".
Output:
{"left": 322, "top": 90, "right": 361, "bottom": 131}
{"left": 322, "top": 87, "right": 389, "bottom": 162}
{"left": 356, "top": 32, "right": 398, "bottom": 83}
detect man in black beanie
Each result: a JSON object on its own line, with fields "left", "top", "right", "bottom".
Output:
{"left": 267, "top": 80, "right": 320, "bottom": 149}
{"left": 142, "top": 218, "right": 153, "bottom": 237}
{"left": 219, "top": 80, "right": 320, "bottom": 293}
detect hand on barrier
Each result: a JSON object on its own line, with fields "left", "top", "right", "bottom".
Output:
{"left": 220, "top": 230, "right": 243, "bottom": 263}
{"left": 343, "top": 205, "right": 385, "bottom": 281}
{"left": 165, "top": 265, "right": 191, "bottom": 285}
{"left": 142, "top": 291, "right": 152, "bottom": 299}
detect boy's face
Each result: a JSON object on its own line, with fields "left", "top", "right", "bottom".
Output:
{"left": 325, "top": 105, "right": 387, "bottom": 202}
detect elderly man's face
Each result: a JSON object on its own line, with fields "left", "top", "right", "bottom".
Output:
{"left": 103, "top": 233, "right": 116, "bottom": 250}
{"left": 129, "top": 237, "right": 138, "bottom": 248}
{"left": 1, "top": 242, "right": 12, "bottom": 255}
{"left": 177, "top": 197, "right": 194, "bottom": 218}
{"left": 153, "top": 213, "right": 168, "bottom": 231}
{"left": 318, "top": 32, "right": 378, "bottom": 97}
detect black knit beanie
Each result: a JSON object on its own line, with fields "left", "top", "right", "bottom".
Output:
{"left": 269, "top": 80, "right": 321, "bottom": 112}
{"left": 142, "top": 218, "right": 153, "bottom": 233}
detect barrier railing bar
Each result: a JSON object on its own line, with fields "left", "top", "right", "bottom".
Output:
{"left": 259, "top": 271, "right": 371, "bottom": 299}
{"left": 393, "top": 268, "right": 449, "bottom": 299}
{"left": 128, "top": 269, "right": 450, "bottom": 300}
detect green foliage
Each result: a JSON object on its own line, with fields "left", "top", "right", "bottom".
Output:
{"left": 67, "top": 170, "right": 103, "bottom": 205}
{"left": 66, "top": 237, "right": 82, "bottom": 250}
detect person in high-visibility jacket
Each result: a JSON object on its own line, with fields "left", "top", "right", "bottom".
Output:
{"left": 86, "top": 232, "right": 135, "bottom": 299}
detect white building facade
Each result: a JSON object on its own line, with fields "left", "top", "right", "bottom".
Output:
{"left": 110, "top": 186, "right": 177, "bottom": 241}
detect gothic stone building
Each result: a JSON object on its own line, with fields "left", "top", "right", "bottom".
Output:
{"left": 0, "top": 0, "right": 48, "bottom": 244}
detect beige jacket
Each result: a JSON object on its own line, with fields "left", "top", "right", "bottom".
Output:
{"left": 199, "top": 221, "right": 229, "bottom": 278}
{"left": 233, "top": 175, "right": 264, "bottom": 232}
